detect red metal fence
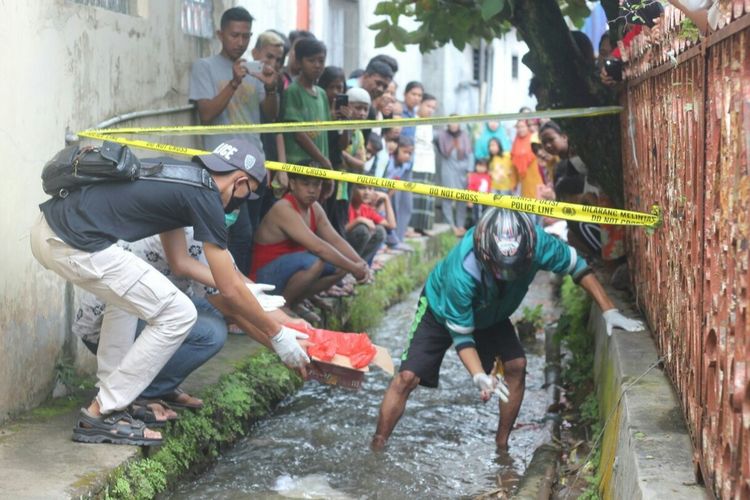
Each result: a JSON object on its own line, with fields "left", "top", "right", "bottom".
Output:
{"left": 621, "top": 2, "right": 750, "bottom": 498}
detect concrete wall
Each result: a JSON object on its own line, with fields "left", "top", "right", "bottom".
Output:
{"left": 0, "top": 0, "right": 214, "bottom": 422}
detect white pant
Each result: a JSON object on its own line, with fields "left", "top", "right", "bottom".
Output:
{"left": 30, "top": 213, "right": 197, "bottom": 413}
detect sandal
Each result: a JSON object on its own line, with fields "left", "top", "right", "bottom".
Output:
{"left": 129, "top": 400, "right": 180, "bottom": 427}
{"left": 72, "top": 408, "right": 162, "bottom": 446}
{"left": 158, "top": 388, "right": 204, "bottom": 410}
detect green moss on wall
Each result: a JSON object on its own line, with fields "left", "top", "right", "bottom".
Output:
{"left": 97, "top": 350, "right": 303, "bottom": 500}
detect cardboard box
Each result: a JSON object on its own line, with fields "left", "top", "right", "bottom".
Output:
{"left": 305, "top": 345, "right": 394, "bottom": 390}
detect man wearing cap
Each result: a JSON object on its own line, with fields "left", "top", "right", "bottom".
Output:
{"left": 31, "top": 139, "right": 309, "bottom": 446}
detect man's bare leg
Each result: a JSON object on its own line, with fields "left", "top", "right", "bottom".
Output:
{"left": 495, "top": 357, "right": 527, "bottom": 449}
{"left": 372, "top": 370, "right": 420, "bottom": 451}
{"left": 283, "top": 260, "right": 346, "bottom": 306}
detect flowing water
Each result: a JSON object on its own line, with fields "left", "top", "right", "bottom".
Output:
{"left": 171, "top": 281, "right": 556, "bottom": 500}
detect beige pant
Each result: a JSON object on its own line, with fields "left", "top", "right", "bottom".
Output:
{"left": 30, "top": 213, "right": 196, "bottom": 413}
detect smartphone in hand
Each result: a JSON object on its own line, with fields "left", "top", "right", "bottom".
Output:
{"left": 243, "top": 60, "right": 263, "bottom": 74}
{"left": 334, "top": 94, "right": 349, "bottom": 109}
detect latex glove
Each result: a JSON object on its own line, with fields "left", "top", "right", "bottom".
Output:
{"left": 271, "top": 326, "right": 310, "bottom": 368}
{"left": 473, "top": 373, "right": 510, "bottom": 403}
{"left": 602, "top": 309, "right": 645, "bottom": 336}
{"left": 246, "top": 283, "right": 286, "bottom": 312}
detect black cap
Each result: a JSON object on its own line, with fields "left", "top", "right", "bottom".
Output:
{"left": 195, "top": 139, "right": 267, "bottom": 199}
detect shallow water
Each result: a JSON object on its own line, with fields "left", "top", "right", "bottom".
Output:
{"left": 170, "top": 284, "right": 553, "bottom": 500}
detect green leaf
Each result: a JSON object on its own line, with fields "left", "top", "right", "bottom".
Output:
{"left": 373, "top": 2, "right": 397, "bottom": 16}
{"left": 374, "top": 29, "right": 390, "bottom": 48}
{"left": 368, "top": 19, "right": 390, "bottom": 31}
{"left": 480, "top": 0, "right": 504, "bottom": 20}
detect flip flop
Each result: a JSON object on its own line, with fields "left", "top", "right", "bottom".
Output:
{"left": 129, "top": 401, "right": 180, "bottom": 426}
{"left": 72, "top": 408, "right": 162, "bottom": 446}
{"left": 158, "top": 388, "right": 204, "bottom": 410}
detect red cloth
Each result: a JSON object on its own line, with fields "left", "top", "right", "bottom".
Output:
{"left": 348, "top": 202, "right": 384, "bottom": 225}
{"left": 511, "top": 134, "right": 535, "bottom": 177}
{"left": 467, "top": 172, "right": 492, "bottom": 193}
{"left": 248, "top": 193, "right": 317, "bottom": 279}
{"left": 288, "top": 324, "right": 377, "bottom": 369}
{"left": 611, "top": 25, "right": 642, "bottom": 59}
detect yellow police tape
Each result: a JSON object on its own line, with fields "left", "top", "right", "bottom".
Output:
{"left": 79, "top": 106, "right": 623, "bottom": 137}
{"left": 78, "top": 130, "right": 661, "bottom": 228}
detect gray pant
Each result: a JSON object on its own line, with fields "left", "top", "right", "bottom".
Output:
{"left": 346, "top": 224, "right": 386, "bottom": 264}
{"left": 440, "top": 198, "right": 467, "bottom": 229}
{"left": 30, "top": 213, "right": 197, "bottom": 413}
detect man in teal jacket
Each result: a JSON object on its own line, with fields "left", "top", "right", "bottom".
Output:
{"left": 372, "top": 208, "right": 643, "bottom": 451}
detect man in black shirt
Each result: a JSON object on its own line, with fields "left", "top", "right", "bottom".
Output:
{"left": 31, "top": 139, "right": 309, "bottom": 446}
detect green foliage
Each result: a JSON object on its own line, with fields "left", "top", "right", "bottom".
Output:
{"left": 370, "top": 0, "right": 512, "bottom": 52}
{"left": 345, "top": 232, "right": 455, "bottom": 332}
{"left": 369, "top": 0, "right": 599, "bottom": 53}
{"left": 679, "top": 18, "right": 701, "bottom": 43}
{"left": 55, "top": 359, "right": 95, "bottom": 392}
{"left": 98, "top": 351, "right": 303, "bottom": 499}
{"left": 556, "top": 275, "right": 594, "bottom": 389}
{"left": 520, "top": 304, "right": 544, "bottom": 330}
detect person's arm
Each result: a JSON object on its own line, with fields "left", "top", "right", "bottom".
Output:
{"left": 275, "top": 134, "right": 286, "bottom": 162}
{"left": 293, "top": 132, "right": 333, "bottom": 168}
{"left": 377, "top": 192, "right": 397, "bottom": 230}
{"left": 276, "top": 203, "right": 366, "bottom": 277}
{"left": 203, "top": 242, "right": 310, "bottom": 369}
{"left": 578, "top": 273, "right": 614, "bottom": 312}
{"left": 313, "top": 204, "right": 368, "bottom": 268}
{"left": 195, "top": 58, "right": 248, "bottom": 124}
{"left": 160, "top": 229, "right": 217, "bottom": 286}
{"left": 342, "top": 150, "right": 365, "bottom": 172}
{"left": 251, "top": 66, "right": 279, "bottom": 121}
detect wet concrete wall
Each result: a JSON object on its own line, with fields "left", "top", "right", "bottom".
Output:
{"left": 0, "top": 0, "right": 233, "bottom": 422}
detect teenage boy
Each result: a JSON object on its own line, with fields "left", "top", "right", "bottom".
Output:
{"left": 31, "top": 139, "right": 309, "bottom": 446}
{"left": 249, "top": 173, "right": 370, "bottom": 310}
{"left": 281, "top": 38, "right": 331, "bottom": 168}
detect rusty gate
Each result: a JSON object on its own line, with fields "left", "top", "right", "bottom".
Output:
{"left": 621, "top": 2, "right": 750, "bottom": 498}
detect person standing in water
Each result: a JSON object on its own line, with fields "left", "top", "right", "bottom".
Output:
{"left": 372, "top": 208, "right": 644, "bottom": 451}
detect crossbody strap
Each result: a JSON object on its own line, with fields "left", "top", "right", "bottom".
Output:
{"left": 139, "top": 160, "right": 216, "bottom": 191}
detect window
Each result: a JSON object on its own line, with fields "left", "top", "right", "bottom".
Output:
{"left": 328, "top": 0, "right": 360, "bottom": 71}
{"left": 181, "top": 0, "right": 214, "bottom": 39}
{"left": 511, "top": 55, "right": 519, "bottom": 80}
{"left": 70, "top": 0, "right": 136, "bottom": 15}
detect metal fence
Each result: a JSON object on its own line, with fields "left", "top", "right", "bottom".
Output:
{"left": 621, "top": 2, "right": 750, "bottom": 498}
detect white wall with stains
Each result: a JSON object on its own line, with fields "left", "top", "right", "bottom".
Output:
{"left": 0, "top": 0, "right": 219, "bottom": 422}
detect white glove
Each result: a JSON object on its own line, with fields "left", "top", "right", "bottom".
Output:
{"left": 473, "top": 373, "right": 510, "bottom": 403}
{"left": 271, "top": 326, "right": 310, "bottom": 368}
{"left": 246, "top": 283, "right": 286, "bottom": 312}
{"left": 602, "top": 309, "right": 645, "bottom": 336}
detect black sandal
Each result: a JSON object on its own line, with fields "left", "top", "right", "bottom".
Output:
{"left": 126, "top": 403, "right": 170, "bottom": 428}
{"left": 72, "top": 408, "right": 162, "bottom": 446}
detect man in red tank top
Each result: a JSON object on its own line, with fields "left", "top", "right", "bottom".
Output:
{"left": 250, "top": 173, "right": 370, "bottom": 309}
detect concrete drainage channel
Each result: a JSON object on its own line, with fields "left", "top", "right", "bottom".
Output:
{"left": 92, "top": 228, "right": 456, "bottom": 499}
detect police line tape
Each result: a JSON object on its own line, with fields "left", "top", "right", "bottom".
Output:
{"left": 79, "top": 105, "right": 623, "bottom": 137}
{"left": 78, "top": 130, "right": 661, "bottom": 228}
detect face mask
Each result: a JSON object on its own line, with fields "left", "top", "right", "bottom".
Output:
{"left": 224, "top": 210, "right": 239, "bottom": 227}
{"left": 224, "top": 182, "right": 248, "bottom": 214}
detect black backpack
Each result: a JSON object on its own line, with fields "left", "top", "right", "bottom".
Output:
{"left": 41, "top": 141, "right": 215, "bottom": 198}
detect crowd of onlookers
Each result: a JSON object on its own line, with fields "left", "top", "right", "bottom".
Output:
{"left": 186, "top": 7, "right": 637, "bottom": 323}
{"left": 195, "top": 2, "right": 720, "bottom": 327}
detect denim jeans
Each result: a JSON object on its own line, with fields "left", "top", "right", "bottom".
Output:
{"left": 139, "top": 297, "right": 227, "bottom": 399}
{"left": 81, "top": 296, "right": 227, "bottom": 401}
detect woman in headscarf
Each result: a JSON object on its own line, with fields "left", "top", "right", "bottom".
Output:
{"left": 436, "top": 121, "right": 473, "bottom": 237}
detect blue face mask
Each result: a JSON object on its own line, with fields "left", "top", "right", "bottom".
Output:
{"left": 224, "top": 210, "right": 239, "bottom": 228}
